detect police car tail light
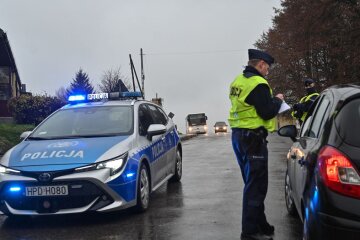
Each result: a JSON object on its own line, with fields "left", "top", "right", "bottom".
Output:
{"left": 318, "top": 146, "right": 360, "bottom": 199}
{"left": 0, "top": 165, "right": 20, "bottom": 175}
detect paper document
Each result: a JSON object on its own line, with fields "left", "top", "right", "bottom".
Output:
{"left": 278, "top": 101, "right": 291, "bottom": 113}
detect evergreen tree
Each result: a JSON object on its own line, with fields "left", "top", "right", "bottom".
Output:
{"left": 66, "top": 68, "right": 95, "bottom": 96}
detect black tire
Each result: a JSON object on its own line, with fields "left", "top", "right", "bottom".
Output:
{"left": 285, "top": 169, "right": 297, "bottom": 216}
{"left": 170, "top": 149, "right": 182, "bottom": 182}
{"left": 134, "top": 163, "right": 150, "bottom": 212}
{"left": 303, "top": 211, "right": 318, "bottom": 240}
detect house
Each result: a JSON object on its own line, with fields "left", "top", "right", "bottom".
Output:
{"left": 0, "top": 28, "right": 25, "bottom": 119}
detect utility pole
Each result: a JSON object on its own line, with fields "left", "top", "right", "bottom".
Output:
{"left": 140, "top": 48, "right": 145, "bottom": 98}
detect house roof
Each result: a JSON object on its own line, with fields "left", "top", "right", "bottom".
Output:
{"left": 0, "top": 28, "right": 22, "bottom": 85}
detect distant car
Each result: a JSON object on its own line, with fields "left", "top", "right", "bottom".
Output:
{"left": 278, "top": 84, "right": 360, "bottom": 240}
{"left": 0, "top": 92, "right": 182, "bottom": 216}
{"left": 214, "top": 121, "right": 228, "bottom": 133}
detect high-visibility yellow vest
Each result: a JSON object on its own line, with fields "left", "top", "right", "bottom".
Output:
{"left": 228, "top": 74, "right": 276, "bottom": 132}
{"left": 291, "top": 92, "right": 320, "bottom": 121}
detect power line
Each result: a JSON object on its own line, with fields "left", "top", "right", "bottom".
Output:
{"left": 146, "top": 49, "right": 247, "bottom": 56}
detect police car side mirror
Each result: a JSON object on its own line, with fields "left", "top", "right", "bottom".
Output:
{"left": 168, "top": 112, "right": 175, "bottom": 119}
{"left": 278, "top": 125, "right": 297, "bottom": 142}
{"left": 20, "top": 131, "right": 32, "bottom": 140}
{"left": 147, "top": 124, "right": 167, "bottom": 141}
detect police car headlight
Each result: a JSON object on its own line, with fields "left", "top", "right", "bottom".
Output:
{"left": 75, "top": 153, "right": 128, "bottom": 176}
{"left": 0, "top": 165, "right": 20, "bottom": 175}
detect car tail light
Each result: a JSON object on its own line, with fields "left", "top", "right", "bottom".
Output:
{"left": 318, "top": 146, "right": 360, "bottom": 199}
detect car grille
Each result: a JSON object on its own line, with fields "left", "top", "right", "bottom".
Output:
{"left": 0, "top": 180, "right": 114, "bottom": 213}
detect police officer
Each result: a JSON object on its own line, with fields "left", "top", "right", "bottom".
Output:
{"left": 229, "top": 49, "right": 283, "bottom": 240}
{"left": 291, "top": 78, "right": 319, "bottom": 125}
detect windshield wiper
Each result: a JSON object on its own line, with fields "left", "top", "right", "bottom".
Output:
{"left": 27, "top": 136, "right": 52, "bottom": 140}
{"left": 27, "top": 134, "right": 123, "bottom": 140}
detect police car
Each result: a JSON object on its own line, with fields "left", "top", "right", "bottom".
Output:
{"left": 0, "top": 92, "right": 182, "bottom": 216}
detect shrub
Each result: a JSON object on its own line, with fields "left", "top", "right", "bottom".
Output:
{"left": 8, "top": 94, "right": 65, "bottom": 125}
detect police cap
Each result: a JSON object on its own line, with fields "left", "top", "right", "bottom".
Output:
{"left": 248, "top": 49, "right": 274, "bottom": 66}
{"left": 304, "top": 78, "right": 315, "bottom": 87}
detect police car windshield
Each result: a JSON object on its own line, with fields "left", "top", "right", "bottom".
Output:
{"left": 30, "top": 106, "right": 133, "bottom": 139}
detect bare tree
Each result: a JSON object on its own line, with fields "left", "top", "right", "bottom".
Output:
{"left": 98, "top": 67, "right": 132, "bottom": 93}
{"left": 55, "top": 86, "right": 68, "bottom": 103}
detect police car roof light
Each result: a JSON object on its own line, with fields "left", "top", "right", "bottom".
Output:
{"left": 68, "top": 95, "right": 86, "bottom": 102}
{"left": 120, "top": 91, "right": 142, "bottom": 98}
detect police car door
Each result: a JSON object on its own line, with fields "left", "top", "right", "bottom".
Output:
{"left": 147, "top": 104, "right": 174, "bottom": 179}
{"left": 148, "top": 106, "right": 176, "bottom": 175}
{"left": 138, "top": 104, "right": 165, "bottom": 187}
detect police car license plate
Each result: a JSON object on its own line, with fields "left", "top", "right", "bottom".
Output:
{"left": 25, "top": 185, "right": 68, "bottom": 197}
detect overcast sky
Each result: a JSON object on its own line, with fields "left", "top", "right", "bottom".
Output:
{"left": 0, "top": 0, "right": 281, "bottom": 132}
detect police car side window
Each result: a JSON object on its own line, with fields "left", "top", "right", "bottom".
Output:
{"left": 156, "top": 107, "right": 168, "bottom": 124}
{"left": 307, "top": 97, "right": 330, "bottom": 138}
{"left": 138, "top": 104, "right": 154, "bottom": 136}
{"left": 147, "top": 104, "right": 168, "bottom": 125}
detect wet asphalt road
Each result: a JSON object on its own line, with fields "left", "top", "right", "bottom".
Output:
{"left": 0, "top": 133, "right": 302, "bottom": 240}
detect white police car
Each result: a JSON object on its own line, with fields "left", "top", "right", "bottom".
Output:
{"left": 0, "top": 92, "right": 182, "bottom": 216}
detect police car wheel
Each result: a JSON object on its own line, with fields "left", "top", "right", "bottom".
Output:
{"left": 285, "top": 169, "right": 297, "bottom": 216}
{"left": 135, "top": 164, "right": 150, "bottom": 212}
{"left": 170, "top": 149, "right": 182, "bottom": 182}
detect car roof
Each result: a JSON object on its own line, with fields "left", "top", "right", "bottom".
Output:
{"left": 326, "top": 83, "right": 360, "bottom": 100}
{"left": 61, "top": 99, "right": 154, "bottom": 110}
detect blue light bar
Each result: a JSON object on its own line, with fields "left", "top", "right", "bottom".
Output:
{"left": 9, "top": 186, "right": 21, "bottom": 192}
{"left": 68, "top": 95, "right": 86, "bottom": 102}
{"left": 126, "top": 172, "right": 135, "bottom": 178}
{"left": 120, "top": 92, "right": 142, "bottom": 98}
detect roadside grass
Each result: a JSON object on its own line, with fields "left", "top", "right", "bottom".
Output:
{"left": 0, "top": 123, "right": 34, "bottom": 155}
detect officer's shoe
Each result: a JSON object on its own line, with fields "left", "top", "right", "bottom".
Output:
{"left": 258, "top": 223, "right": 275, "bottom": 235}
{"left": 240, "top": 232, "right": 273, "bottom": 240}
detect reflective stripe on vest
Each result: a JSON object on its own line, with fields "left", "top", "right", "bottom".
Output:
{"left": 228, "top": 74, "right": 276, "bottom": 132}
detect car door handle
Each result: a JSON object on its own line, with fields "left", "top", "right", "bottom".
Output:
{"left": 298, "top": 157, "right": 305, "bottom": 166}
{"left": 161, "top": 136, "right": 166, "bottom": 141}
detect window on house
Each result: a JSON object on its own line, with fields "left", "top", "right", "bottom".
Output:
{"left": 0, "top": 67, "right": 10, "bottom": 100}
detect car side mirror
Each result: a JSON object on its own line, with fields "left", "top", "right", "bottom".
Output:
{"left": 168, "top": 112, "right": 175, "bottom": 119}
{"left": 278, "top": 125, "right": 298, "bottom": 142}
{"left": 147, "top": 124, "right": 166, "bottom": 141}
{"left": 20, "top": 131, "right": 32, "bottom": 140}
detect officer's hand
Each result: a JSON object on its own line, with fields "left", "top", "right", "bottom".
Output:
{"left": 275, "top": 93, "right": 284, "bottom": 101}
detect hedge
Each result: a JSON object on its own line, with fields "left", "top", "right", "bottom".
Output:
{"left": 8, "top": 94, "right": 65, "bottom": 125}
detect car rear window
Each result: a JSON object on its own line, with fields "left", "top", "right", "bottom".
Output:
{"left": 335, "top": 98, "right": 360, "bottom": 147}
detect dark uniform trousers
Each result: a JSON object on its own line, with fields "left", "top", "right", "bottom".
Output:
{"left": 231, "top": 128, "right": 269, "bottom": 234}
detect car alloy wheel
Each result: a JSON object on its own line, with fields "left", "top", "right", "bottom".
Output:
{"left": 170, "top": 150, "right": 182, "bottom": 182}
{"left": 135, "top": 164, "right": 150, "bottom": 212}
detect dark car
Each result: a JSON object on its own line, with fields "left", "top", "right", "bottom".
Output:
{"left": 278, "top": 84, "right": 360, "bottom": 240}
{"left": 214, "top": 121, "right": 228, "bottom": 133}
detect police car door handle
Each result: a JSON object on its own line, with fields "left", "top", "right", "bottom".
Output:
{"left": 161, "top": 136, "right": 166, "bottom": 141}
